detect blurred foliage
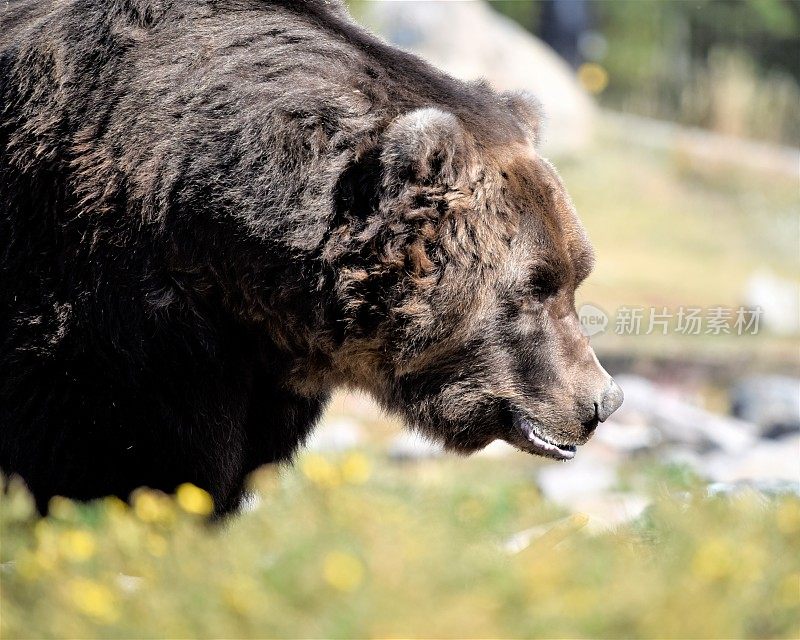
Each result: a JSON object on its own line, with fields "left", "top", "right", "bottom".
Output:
{"left": 2, "top": 454, "right": 799, "bottom": 639}
{"left": 490, "top": 0, "right": 800, "bottom": 143}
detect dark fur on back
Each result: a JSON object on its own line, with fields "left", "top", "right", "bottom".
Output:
{"left": 1, "top": 0, "right": 614, "bottom": 514}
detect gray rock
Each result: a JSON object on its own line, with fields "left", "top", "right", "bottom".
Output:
{"left": 609, "top": 374, "right": 758, "bottom": 454}
{"left": 703, "top": 435, "right": 800, "bottom": 484}
{"left": 706, "top": 478, "right": 800, "bottom": 500}
{"left": 731, "top": 375, "right": 800, "bottom": 439}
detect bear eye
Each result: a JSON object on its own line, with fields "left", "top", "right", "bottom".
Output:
{"left": 526, "top": 271, "right": 560, "bottom": 300}
{"left": 529, "top": 282, "right": 554, "bottom": 298}
{"left": 512, "top": 275, "right": 559, "bottom": 313}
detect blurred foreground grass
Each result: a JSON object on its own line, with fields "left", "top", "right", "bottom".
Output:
{"left": 2, "top": 452, "right": 798, "bottom": 639}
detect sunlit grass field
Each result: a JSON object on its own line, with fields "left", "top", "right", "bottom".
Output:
{"left": 563, "top": 128, "right": 799, "bottom": 311}
{"left": 2, "top": 452, "right": 798, "bottom": 639}
{"left": 559, "top": 128, "right": 799, "bottom": 365}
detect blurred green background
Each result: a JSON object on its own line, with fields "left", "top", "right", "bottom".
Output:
{"left": 493, "top": 0, "right": 799, "bottom": 144}
{"left": 2, "top": 1, "right": 798, "bottom": 638}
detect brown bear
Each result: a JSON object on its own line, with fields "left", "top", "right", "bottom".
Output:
{"left": 0, "top": 0, "right": 622, "bottom": 514}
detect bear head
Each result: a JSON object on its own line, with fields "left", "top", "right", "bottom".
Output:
{"left": 320, "top": 91, "right": 623, "bottom": 460}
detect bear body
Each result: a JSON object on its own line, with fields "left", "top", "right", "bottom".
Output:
{"left": 1, "top": 0, "right": 621, "bottom": 514}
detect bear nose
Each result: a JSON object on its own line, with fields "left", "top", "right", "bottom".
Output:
{"left": 596, "top": 378, "right": 624, "bottom": 423}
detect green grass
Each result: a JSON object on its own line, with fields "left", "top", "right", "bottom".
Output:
{"left": 562, "top": 138, "right": 798, "bottom": 309}
{"left": 555, "top": 133, "right": 799, "bottom": 363}
{"left": 2, "top": 454, "right": 798, "bottom": 639}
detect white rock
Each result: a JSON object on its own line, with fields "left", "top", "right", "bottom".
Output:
{"left": 744, "top": 269, "right": 800, "bottom": 335}
{"left": 703, "top": 435, "right": 800, "bottom": 484}
{"left": 388, "top": 431, "right": 443, "bottom": 461}
{"left": 475, "top": 439, "right": 517, "bottom": 458}
{"left": 306, "top": 417, "right": 364, "bottom": 452}
{"left": 593, "top": 420, "right": 662, "bottom": 452}
{"left": 537, "top": 454, "right": 618, "bottom": 505}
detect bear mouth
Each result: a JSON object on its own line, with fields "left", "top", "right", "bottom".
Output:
{"left": 510, "top": 409, "right": 578, "bottom": 461}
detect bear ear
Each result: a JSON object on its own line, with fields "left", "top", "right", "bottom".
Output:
{"left": 380, "top": 107, "right": 466, "bottom": 187}
{"left": 501, "top": 89, "right": 544, "bottom": 146}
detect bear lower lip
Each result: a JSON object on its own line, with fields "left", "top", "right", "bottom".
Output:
{"left": 511, "top": 412, "right": 577, "bottom": 461}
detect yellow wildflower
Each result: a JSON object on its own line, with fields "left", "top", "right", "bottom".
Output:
{"left": 175, "top": 483, "right": 214, "bottom": 516}
{"left": 103, "top": 496, "right": 129, "bottom": 516}
{"left": 301, "top": 454, "right": 340, "bottom": 488}
{"left": 68, "top": 578, "right": 118, "bottom": 623}
{"left": 132, "top": 489, "right": 174, "bottom": 524}
{"left": 692, "top": 539, "right": 734, "bottom": 582}
{"left": 341, "top": 452, "right": 371, "bottom": 485}
{"left": 58, "top": 530, "right": 96, "bottom": 562}
{"left": 323, "top": 551, "right": 364, "bottom": 592}
{"left": 577, "top": 62, "right": 609, "bottom": 95}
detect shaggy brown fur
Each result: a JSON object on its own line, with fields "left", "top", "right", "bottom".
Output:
{"left": 0, "top": 0, "right": 621, "bottom": 514}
